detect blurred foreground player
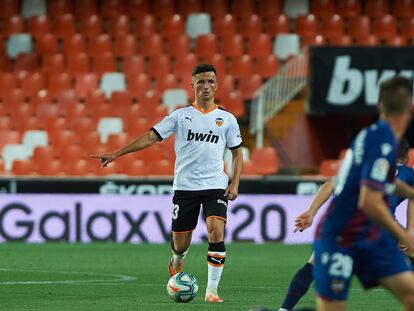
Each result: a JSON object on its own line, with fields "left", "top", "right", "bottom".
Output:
{"left": 91, "top": 64, "right": 243, "bottom": 302}
{"left": 280, "top": 138, "right": 414, "bottom": 311}
{"left": 314, "top": 77, "right": 414, "bottom": 311}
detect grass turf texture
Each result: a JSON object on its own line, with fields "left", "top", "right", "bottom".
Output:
{"left": 0, "top": 243, "right": 399, "bottom": 310}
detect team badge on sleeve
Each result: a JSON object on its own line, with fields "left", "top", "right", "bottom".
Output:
{"left": 370, "top": 158, "right": 389, "bottom": 182}
{"left": 215, "top": 118, "right": 224, "bottom": 127}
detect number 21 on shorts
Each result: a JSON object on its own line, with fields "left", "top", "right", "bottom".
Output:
{"left": 172, "top": 204, "right": 180, "bottom": 220}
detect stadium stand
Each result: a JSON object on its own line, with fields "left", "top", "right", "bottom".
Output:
{"left": 2, "top": 0, "right": 409, "bottom": 177}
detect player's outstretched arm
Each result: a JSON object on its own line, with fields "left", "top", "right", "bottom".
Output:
{"left": 359, "top": 185, "right": 414, "bottom": 256}
{"left": 90, "top": 130, "right": 159, "bottom": 167}
{"left": 395, "top": 179, "right": 414, "bottom": 200}
{"left": 294, "top": 179, "right": 333, "bottom": 232}
{"left": 224, "top": 147, "right": 243, "bottom": 201}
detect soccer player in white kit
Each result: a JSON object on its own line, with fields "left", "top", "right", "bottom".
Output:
{"left": 91, "top": 64, "right": 243, "bottom": 302}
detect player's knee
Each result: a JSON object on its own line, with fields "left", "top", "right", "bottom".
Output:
{"left": 402, "top": 294, "right": 414, "bottom": 310}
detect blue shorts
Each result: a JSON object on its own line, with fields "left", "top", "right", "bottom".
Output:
{"left": 314, "top": 234, "right": 411, "bottom": 301}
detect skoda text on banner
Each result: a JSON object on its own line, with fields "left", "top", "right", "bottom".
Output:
{"left": 309, "top": 47, "right": 414, "bottom": 114}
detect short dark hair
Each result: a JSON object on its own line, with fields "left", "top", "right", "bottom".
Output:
{"left": 192, "top": 64, "right": 217, "bottom": 77}
{"left": 398, "top": 138, "right": 410, "bottom": 162}
{"left": 379, "top": 76, "right": 413, "bottom": 116}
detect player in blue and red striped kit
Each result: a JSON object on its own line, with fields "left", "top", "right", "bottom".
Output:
{"left": 314, "top": 77, "right": 414, "bottom": 311}
{"left": 279, "top": 138, "right": 414, "bottom": 311}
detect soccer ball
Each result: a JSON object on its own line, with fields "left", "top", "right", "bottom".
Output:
{"left": 167, "top": 272, "right": 198, "bottom": 303}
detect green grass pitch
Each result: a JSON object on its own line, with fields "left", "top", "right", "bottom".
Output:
{"left": 0, "top": 243, "right": 400, "bottom": 310}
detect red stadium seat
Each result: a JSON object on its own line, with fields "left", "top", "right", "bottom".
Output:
{"left": 123, "top": 158, "right": 148, "bottom": 176}
{"left": 37, "top": 33, "right": 58, "bottom": 55}
{"left": 0, "top": 130, "right": 20, "bottom": 151}
{"left": 248, "top": 34, "right": 271, "bottom": 57}
{"left": 137, "top": 89, "right": 161, "bottom": 110}
{"left": 178, "top": 0, "right": 202, "bottom": 16}
{"left": 230, "top": 55, "right": 254, "bottom": 80}
{"left": 348, "top": 16, "right": 371, "bottom": 40}
{"left": 54, "top": 14, "right": 76, "bottom": 39}
{"left": 31, "top": 89, "right": 52, "bottom": 106}
{"left": 394, "top": 0, "right": 414, "bottom": 18}
{"left": 110, "top": 90, "right": 132, "bottom": 107}
{"left": 62, "top": 102, "right": 87, "bottom": 121}
{"left": 231, "top": 0, "right": 256, "bottom": 18}
{"left": 240, "top": 14, "right": 263, "bottom": 38}
{"left": 302, "top": 35, "right": 326, "bottom": 47}
{"left": 374, "top": 15, "right": 397, "bottom": 40}
{"left": 71, "top": 116, "right": 96, "bottom": 137}
{"left": 239, "top": 74, "right": 262, "bottom": 100}
{"left": 321, "top": 15, "right": 344, "bottom": 39}
{"left": 365, "top": 0, "right": 389, "bottom": 18}
{"left": 80, "top": 15, "right": 102, "bottom": 38}
{"left": 355, "top": 34, "right": 380, "bottom": 46}
{"left": 48, "top": 72, "right": 72, "bottom": 97}
{"left": 127, "top": 0, "right": 150, "bottom": 18}
{"left": 149, "top": 159, "right": 174, "bottom": 176}
{"left": 134, "top": 14, "right": 156, "bottom": 37}
{"left": 37, "top": 159, "right": 65, "bottom": 176}
{"left": 67, "top": 52, "right": 90, "bottom": 75}
{"left": 173, "top": 53, "right": 197, "bottom": 79}
{"left": 255, "top": 55, "right": 280, "bottom": 78}
{"left": 42, "top": 53, "right": 63, "bottom": 77}
{"left": 108, "top": 15, "right": 131, "bottom": 37}
{"left": 156, "top": 73, "right": 179, "bottom": 93}
{"left": 4, "top": 15, "right": 24, "bottom": 36}
{"left": 311, "top": 0, "right": 336, "bottom": 18}
{"left": 89, "top": 34, "right": 112, "bottom": 57}
{"left": 3, "top": 88, "right": 25, "bottom": 107}
{"left": 41, "top": 116, "right": 69, "bottom": 133}
{"left": 295, "top": 14, "right": 318, "bottom": 39}
{"left": 78, "top": 130, "right": 100, "bottom": 149}
{"left": 267, "top": 14, "right": 290, "bottom": 36}
{"left": 152, "top": 0, "right": 175, "bottom": 18}
{"left": 63, "top": 34, "right": 86, "bottom": 55}
{"left": 214, "top": 14, "right": 236, "bottom": 37}
{"left": 49, "top": 129, "right": 78, "bottom": 151}
{"left": 74, "top": 0, "right": 98, "bottom": 19}
{"left": 15, "top": 54, "right": 40, "bottom": 72}
{"left": 101, "top": 0, "right": 125, "bottom": 18}
{"left": 12, "top": 160, "right": 36, "bottom": 176}
{"left": 12, "top": 115, "right": 40, "bottom": 133}
{"left": 122, "top": 56, "right": 145, "bottom": 78}
{"left": 385, "top": 36, "right": 408, "bottom": 46}
{"left": 107, "top": 133, "right": 130, "bottom": 150}
{"left": 6, "top": 102, "right": 35, "bottom": 120}
{"left": 329, "top": 35, "right": 353, "bottom": 46}
{"left": 148, "top": 55, "right": 170, "bottom": 80}
{"left": 337, "top": 0, "right": 361, "bottom": 17}
{"left": 0, "top": 116, "right": 13, "bottom": 131}
{"left": 203, "top": 54, "right": 227, "bottom": 77}
{"left": 20, "top": 72, "right": 46, "bottom": 98}
{"left": 220, "top": 34, "right": 244, "bottom": 58}
{"left": 59, "top": 143, "right": 85, "bottom": 165}
{"left": 56, "top": 89, "right": 79, "bottom": 109}
{"left": 66, "top": 159, "right": 98, "bottom": 176}
{"left": 0, "top": 73, "right": 17, "bottom": 97}
{"left": 258, "top": 0, "right": 282, "bottom": 20}
{"left": 166, "top": 34, "right": 190, "bottom": 58}
{"left": 75, "top": 73, "right": 99, "bottom": 101}
{"left": 114, "top": 34, "right": 137, "bottom": 58}
{"left": 162, "top": 14, "right": 184, "bottom": 36}
{"left": 204, "top": 0, "right": 228, "bottom": 18}
{"left": 251, "top": 147, "right": 279, "bottom": 175}
{"left": 92, "top": 53, "right": 116, "bottom": 75}
{"left": 33, "top": 146, "right": 57, "bottom": 164}
{"left": 48, "top": 0, "right": 72, "bottom": 17}
{"left": 36, "top": 103, "right": 61, "bottom": 124}
{"left": 242, "top": 160, "right": 258, "bottom": 175}
{"left": 140, "top": 34, "right": 164, "bottom": 56}
{"left": 0, "top": 0, "right": 19, "bottom": 19}
{"left": 128, "top": 73, "right": 151, "bottom": 99}
{"left": 124, "top": 115, "right": 150, "bottom": 133}
{"left": 402, "top": 17, "right": 414, "bottom": 41}
{"left": 85, "top": 89, "right": 105, "bottom": 108}
{"left": 320, "top": 159, "right": 340, "bottom": 176}
{"left": 195, "top": 34, "right": 217, "bottom": 59}
{"left": 215, "top": 75, "right": 234, "bottom": 100}
{"left": 29, "top": 15, "right": 51, "bottom": 39}
{"left": 221, "top": 90, "right": 244, "bottom": 117}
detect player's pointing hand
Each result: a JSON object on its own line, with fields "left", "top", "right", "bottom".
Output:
{"left": 294, "top": 211, "right": 314, "bottom": 233}
{"left": 90, "top": 152, "right": 117, "bottom": 167}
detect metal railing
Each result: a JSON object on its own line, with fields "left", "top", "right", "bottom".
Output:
{"left": 249, "top": 53, "right": 308, "bottom": 148}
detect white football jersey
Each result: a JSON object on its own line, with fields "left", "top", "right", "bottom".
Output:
{"left": 152, "top": 104, "right": 242, "bottom": 191}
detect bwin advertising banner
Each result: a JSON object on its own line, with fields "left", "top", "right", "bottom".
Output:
{"left": 309, "top": 47, "right": 414, "bottom": 114}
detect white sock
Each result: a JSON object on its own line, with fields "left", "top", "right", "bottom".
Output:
{"left": 279, "top": 308, "right": 289, "bottom": 311}
{"left": 172, "top": 249, "right": 188, "bottom": 268}
{"left": 207, "top": 251, "right": 226, "bottom": 292}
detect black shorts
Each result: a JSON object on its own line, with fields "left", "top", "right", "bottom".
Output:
{"left": 171, "top": 189, "right": 228, "bottom": 233}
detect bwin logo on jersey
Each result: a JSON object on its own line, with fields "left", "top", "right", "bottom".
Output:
{"left": 187, "top": 129, "right": 219, "bottom": 143}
